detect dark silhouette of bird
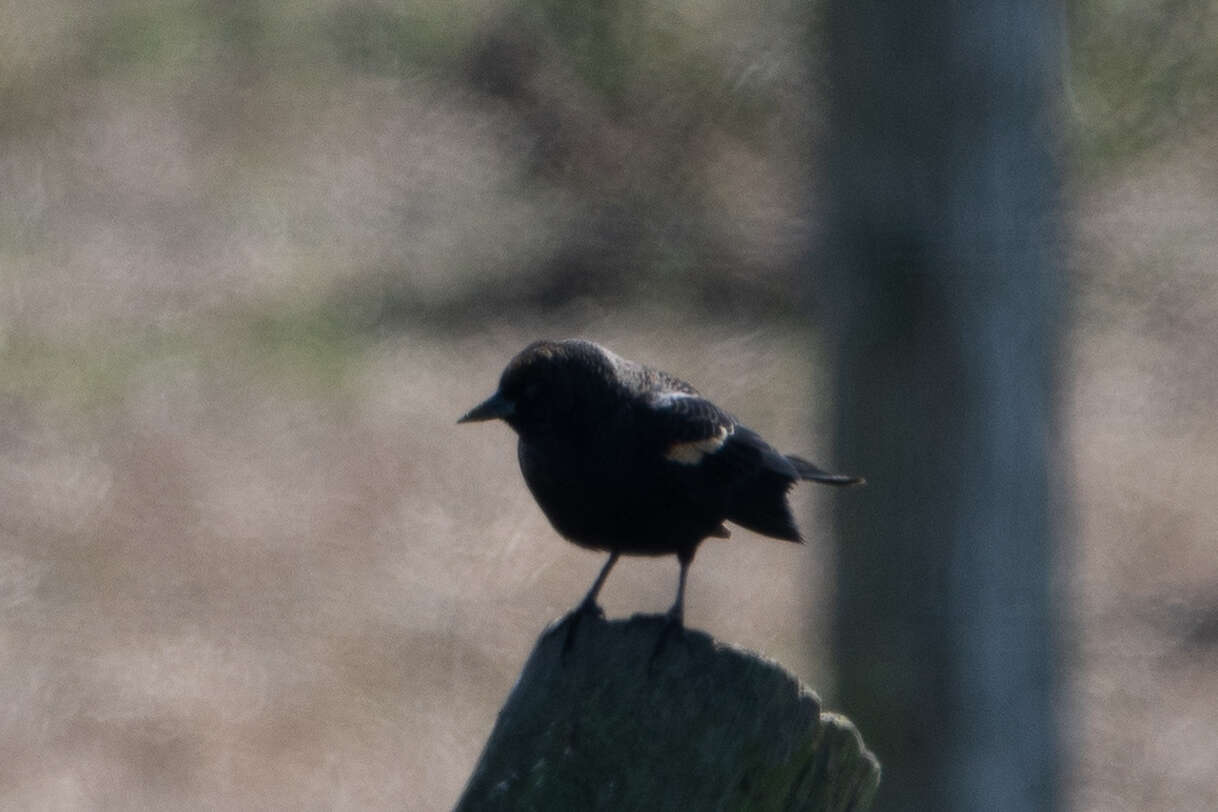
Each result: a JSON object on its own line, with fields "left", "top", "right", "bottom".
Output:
{"left": 458, "top": 339, "right": 862, "bottom": 633}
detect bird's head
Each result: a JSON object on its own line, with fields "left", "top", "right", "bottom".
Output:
{"left": 458, "top": 340, "right": 614, "bottom": 436}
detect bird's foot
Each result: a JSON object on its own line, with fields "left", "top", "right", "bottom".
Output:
{"left": 648, "top": 608, "right": 685, "bottom": 669}
{"left": 559, "top": 599, "right": 604, "bottom": 660}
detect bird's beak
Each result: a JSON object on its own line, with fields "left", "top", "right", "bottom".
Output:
{"left": 458, "top": 391, "right": 515, "bottom": 424}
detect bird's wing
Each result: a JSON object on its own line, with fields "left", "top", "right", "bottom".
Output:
{"left": 643, "top": 392, "right": 796, "bottom": 479}
{"left": 644, "top": 392, "right": 736, "bottom": 464}
{"left": 640, "top": 390, "right": 806, "bottom": 541}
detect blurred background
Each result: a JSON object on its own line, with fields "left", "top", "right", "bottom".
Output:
{"left": 1, "top": 0, "right": 1216, "bottom": 809}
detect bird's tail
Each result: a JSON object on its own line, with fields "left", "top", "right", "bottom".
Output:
{"left": 786, "top": 455, "right": 865, "bottom": 487}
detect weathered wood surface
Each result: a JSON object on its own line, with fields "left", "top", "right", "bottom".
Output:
{"left": 456, "top": 613, "right": 879, "bottom": 811}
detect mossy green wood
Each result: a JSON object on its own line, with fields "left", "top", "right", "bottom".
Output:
{"left": 457, "top": 614, "right": 879, "bottom": 811}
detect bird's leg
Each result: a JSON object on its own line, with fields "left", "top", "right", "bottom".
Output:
{"left": 577, "top": 551, "right": 619, "bottom": 616}
{"left": 562, "top": 551, "right": 619, "bottom": 657}
{"left": 651, "top": 549, "right": 693, "bottom": 665}
{"left": 666, "top": 552, "right": 690, "bottom": 625}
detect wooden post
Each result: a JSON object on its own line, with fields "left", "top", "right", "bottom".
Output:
{"left": 819, "top": 2, "right": 1063, "bottom": 807}
{"left": 457, "top": 613, "right": 879, "bottom": 811}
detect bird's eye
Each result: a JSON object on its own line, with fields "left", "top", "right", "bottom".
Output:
{"left": 523, "top": 382, "right": 541, "bottom": 401}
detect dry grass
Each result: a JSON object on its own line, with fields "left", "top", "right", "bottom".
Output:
{"left": 1, "top": 315, "right": 841, "bottom": 810}
{"left": 2, "top": 5, "right": 1217, "bottom": 808}
{"left": 1065, "top": 127, "right": 1218, "bottom": 812}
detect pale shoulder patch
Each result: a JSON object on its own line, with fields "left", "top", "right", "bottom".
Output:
{"left": 653, "top": 390, "right": 697, "bottom": 407}
{"left": 664, "top": 423, "right": 732, "bottom": 464}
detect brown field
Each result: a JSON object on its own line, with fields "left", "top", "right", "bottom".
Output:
{"left": 3, "top": 4, "right": 1217, "bottom": 809}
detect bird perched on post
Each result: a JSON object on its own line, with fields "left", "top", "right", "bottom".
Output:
{"left": 459, "top": 339, "right": 862, "bottom": 635}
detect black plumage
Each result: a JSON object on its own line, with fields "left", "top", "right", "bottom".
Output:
{"left": 459, "top": 339, "right": 862, "bottom": 626}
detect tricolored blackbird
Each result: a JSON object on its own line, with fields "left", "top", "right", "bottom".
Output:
{"left": 459, "top": 339, "right": 862, "bottom": 629}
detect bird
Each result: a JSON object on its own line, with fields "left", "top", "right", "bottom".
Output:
{"left": 458, "top": 339, "right": 862, "bottom": 635}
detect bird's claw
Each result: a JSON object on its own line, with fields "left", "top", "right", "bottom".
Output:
{"left": 575, "top": 598, "right": 604, "bottom": 619}
{"left": 648, "top": 610, "right": 685, "bottom": 669}
{"left": 559, "top": 600, "right": 603, "bottom": 660}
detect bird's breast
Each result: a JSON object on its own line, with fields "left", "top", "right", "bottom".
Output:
{"left": 515, "top": 434, "right": 722, "bottom": 554}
